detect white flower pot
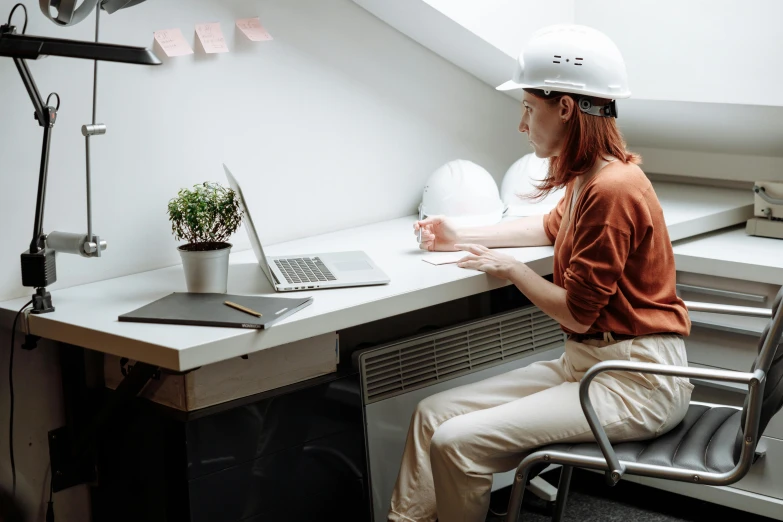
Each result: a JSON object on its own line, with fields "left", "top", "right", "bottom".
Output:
{"left": 178, "top": 242, "right": 232, "bottom": 293}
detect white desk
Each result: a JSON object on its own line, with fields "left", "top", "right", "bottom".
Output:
{"left": 673, "top": 225, "right": 783, "bottom": 285}
{"left": 0, "top": 181, "right": 768, "bottom": 522}
{"left": 0, "top": 181, "right": 752, "bottom": 372}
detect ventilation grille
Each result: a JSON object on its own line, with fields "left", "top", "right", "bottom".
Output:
{"left": 358, "top": 306, "right": 564, "bottom": 404}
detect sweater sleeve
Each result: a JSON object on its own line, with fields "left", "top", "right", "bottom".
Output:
{"left": 563, "top": 182, "right": 645, "bottom": 327}
{"left": 542, "top": 193, "right": 568, "bottom": 244}
{"left": 564, "top": 224, "right": 631, "bottom": 326}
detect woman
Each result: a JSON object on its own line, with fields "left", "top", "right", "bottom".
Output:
{"left": 389, "top": 25, "right": 692, "bottom": 522}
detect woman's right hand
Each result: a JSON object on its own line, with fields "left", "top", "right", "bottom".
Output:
{"left": 414, "top": 216, "right": 462, "bottom": 252}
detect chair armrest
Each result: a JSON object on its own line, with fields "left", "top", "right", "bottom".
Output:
{"left": 578, "top": 360, "right": 763, "bottom": 485}
{"left": 685, "top": 300, "right": 772, "bottom": 318}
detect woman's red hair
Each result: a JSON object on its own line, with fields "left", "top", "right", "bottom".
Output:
{"left": 524, "top": 88, "right": 640, "bottom": 201}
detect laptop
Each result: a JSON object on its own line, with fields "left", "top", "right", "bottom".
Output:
{"left": 223, "top": 164, "right": 391, "bottom": 292}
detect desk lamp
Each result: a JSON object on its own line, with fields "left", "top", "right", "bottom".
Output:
{"left": 0, "top": 2, "right": 160, "bottom": 314}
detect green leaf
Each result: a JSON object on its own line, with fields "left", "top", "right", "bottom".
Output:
{"left": 167, "top": 182, "right": 245, "bottom": 244}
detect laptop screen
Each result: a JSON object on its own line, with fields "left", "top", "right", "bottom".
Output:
{"left": 222, "top": 164, "right": 277, "bottom": 286}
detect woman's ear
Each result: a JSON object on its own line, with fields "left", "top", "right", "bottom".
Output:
{"left": 559, "top": 96, "right": 576, "bottom": 123}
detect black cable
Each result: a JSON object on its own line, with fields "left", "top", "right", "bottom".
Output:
{"left": 9, "top": 299, "right": 33, "bottom": 497}
{"left": 46, "top": 468, "right": 54, "bottom": 522}
{"left": 8, "top": 3, "right": 28, "bottom": 34}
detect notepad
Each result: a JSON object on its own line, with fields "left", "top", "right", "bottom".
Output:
{"left": 118, "top": 292, "right": 312, "bottom": 329}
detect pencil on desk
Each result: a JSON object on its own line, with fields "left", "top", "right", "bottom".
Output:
{"left": 224, "top": 301, "right": 262, "bottom": 317}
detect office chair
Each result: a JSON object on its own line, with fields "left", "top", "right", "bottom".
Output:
{"left": 505, "top": 287, "right": 783, "bottom": 522}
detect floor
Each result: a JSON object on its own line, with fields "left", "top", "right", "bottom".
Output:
{"left": 486, "top": 468, "right": 778, "bottom": 522}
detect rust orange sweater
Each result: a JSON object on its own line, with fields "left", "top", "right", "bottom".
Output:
{"left": 542, "top": 161, "right": 690, "bottom": 336}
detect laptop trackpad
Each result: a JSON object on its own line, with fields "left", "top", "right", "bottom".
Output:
{"left": 334, "top": 260, "right": 372, "bottom": 272}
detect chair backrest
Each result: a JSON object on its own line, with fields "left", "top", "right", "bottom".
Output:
{"left": 736, "top": 286, "right": 783, "bottom": 456}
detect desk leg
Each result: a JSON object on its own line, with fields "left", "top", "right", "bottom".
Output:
{"left": 49, "top": 344, "right": 160, "bottom": 492}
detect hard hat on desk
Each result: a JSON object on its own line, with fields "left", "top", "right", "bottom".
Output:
{"left": 420, "top": 160, "right": 504, "bottom": 227}
{"left": 501, "top": 154, "right": 563, "bottom": 218}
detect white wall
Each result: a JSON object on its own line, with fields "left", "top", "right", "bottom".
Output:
{"left": 575, "top": 0, "right": 783, "bottom": 106}
{"left": 414, "top": 0, "right": 783, "bottom": 106}
{"left": 353, "top": 0, "right": 783, "bottom": 183}
{"left": 574, "top": 0, "right": 783, "bottom": 182}
{"left": 0, "top": 0, "right": 530, "bottom": 520}
{"left": 0, "top": 333, "right": 90, "bottom": 522}
{"left": 352, "top": 0, "right": 575, "bottom": 96}
{"left": 0, "top": 0, "right": 527, "bottom": 303}
{"left": 422, "top": 0, "right": 575, "bottom": 57}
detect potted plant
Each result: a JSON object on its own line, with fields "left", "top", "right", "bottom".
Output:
{"left": 167, "top": 181, "right": 244, "bottom": 293}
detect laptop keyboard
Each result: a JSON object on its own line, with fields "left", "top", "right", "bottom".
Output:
{"left": 274, "top": 257, "right": 337, "bottom": 285}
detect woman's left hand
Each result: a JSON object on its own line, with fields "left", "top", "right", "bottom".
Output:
{"left": 454, "top": 244, "right": 520, "bottom": 280}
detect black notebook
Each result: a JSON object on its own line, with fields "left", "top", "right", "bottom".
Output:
{"left": 118, "top": 292, "right": 313, "bottom": 329}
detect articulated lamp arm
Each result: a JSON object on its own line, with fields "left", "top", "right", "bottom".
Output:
{"left": 0, "top": 2, "right": 160, "bottom": 313}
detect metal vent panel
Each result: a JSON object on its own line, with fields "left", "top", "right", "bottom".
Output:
{"left": 359, "top": 306, "right": 565, "bottom": 403}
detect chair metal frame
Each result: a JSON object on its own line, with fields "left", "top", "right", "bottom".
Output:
{"left": 504, "top": 299, "right": 783, "bottom": 522}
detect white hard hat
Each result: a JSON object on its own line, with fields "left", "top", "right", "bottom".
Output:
{"left": 497, "top": 24, "right": 630, "bottom": 115}
{"left": 500, "top": 154, "right": 563, "bottom": 218}
{"left": 420, "top": 160, "right": 504, "bottom": 227}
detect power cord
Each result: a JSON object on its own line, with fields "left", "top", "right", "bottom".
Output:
{"left": 6, "top": 7, "right": 32, "bottom": 493}
{"left": 46, "top": 467, "right": 54, "bottom": 522}
{"left": 8, "top": 3, "right": 28, "bottom": 35}
{"left": 8, "top": 299, "right": 32, "bottom": 498}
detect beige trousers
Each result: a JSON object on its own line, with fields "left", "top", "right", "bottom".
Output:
{"left": 387, "top": 333, "right": 694, "bottom": 522}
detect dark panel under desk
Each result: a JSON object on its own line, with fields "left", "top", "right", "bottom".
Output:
{"left": 186, "top": 376, "right": 362, "bottom": 480}
{"left": 89, "top": 287, "right": 532, "bottom": 522}
{"left": 189, "top": 428, "right": 369, "bottom": 522}
{"left": 91, "top": 397, "right": 190, "bottom": 522}
{"left": 92, "top": 372, "right": 366, "bottom": 522}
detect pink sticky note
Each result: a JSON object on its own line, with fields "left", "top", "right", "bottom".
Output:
{"left": 195, "top": 22, "right": 229, "bottom": 53}
{"left": 236, "top": 17, "right": 273, "bottom": 42}
{"left": 153, "top": 28, "right": 193, "bottom": 57}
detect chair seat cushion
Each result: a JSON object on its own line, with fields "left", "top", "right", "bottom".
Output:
{"left": 543, "top": 404, "right": 742, "bottom": 473}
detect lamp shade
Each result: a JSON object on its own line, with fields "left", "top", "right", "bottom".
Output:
{"left": 101, "top": 0, "right": 148, "bottom": 14}
{"left": 39, "top": 0, "right": 150, "bottom": 26}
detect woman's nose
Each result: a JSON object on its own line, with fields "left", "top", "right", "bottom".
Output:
{"left": 518, "top": 120, "right": 528, "bottom": 133}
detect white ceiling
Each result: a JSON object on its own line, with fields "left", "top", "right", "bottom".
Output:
{"left": 353, "top": 0, "right": 783, "bottom": 159}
